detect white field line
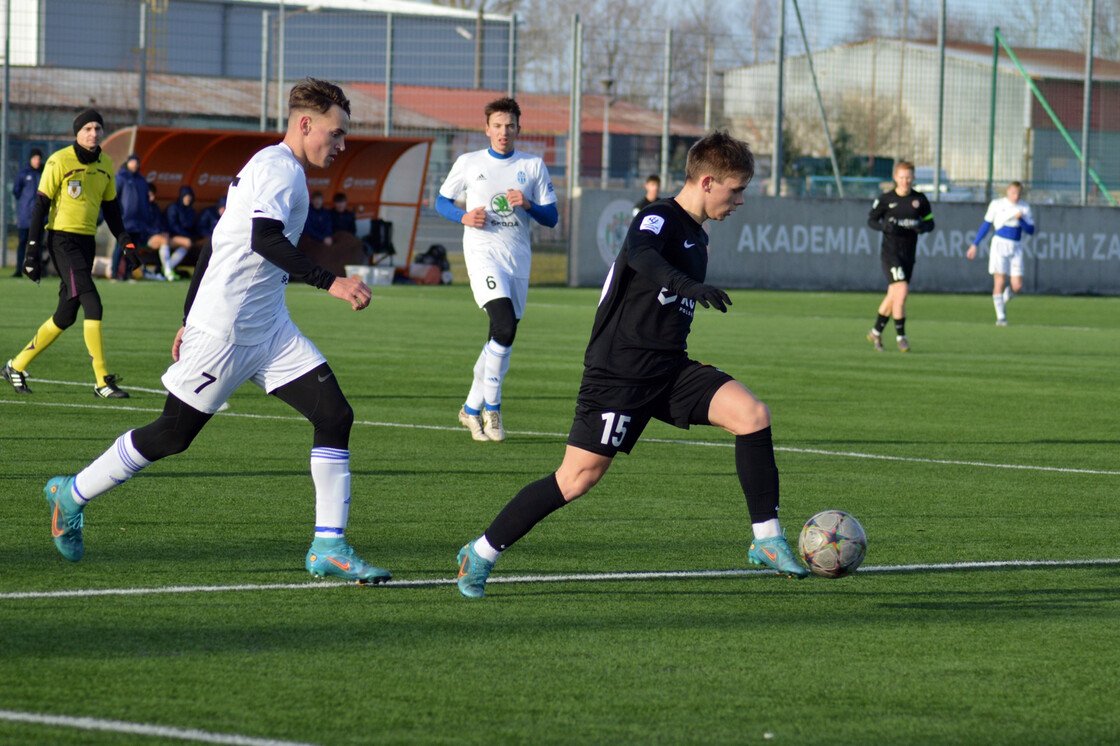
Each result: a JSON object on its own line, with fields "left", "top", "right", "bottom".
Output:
{"left": 3, "top": 391, "right": 1119, "bottom": 476}
{"left": 0, "top": 709, "right": 320, "bottom": 746}
{"left": 3, "top": 558, "right": 1120, "bottom": 601}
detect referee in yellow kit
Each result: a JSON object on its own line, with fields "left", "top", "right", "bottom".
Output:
{"left": 2, "top": 109, "right": 140, "bottom": 399}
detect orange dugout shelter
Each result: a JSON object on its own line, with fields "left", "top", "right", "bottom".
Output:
{"left": 102, "top": 126, "right": 432, "bottom": 265}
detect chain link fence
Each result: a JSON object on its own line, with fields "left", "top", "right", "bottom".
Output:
{"left": 2, "top": 0, "right": 1117, "bottom": 268}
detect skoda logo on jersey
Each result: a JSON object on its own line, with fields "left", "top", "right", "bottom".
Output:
{"left": 517, "top": 170, "right": 527, "bottom": 186}
{"left": 66, "top": 179, "right": 82, "bottom": 199}
{"left": 490, "top": 192, "right": 515, "bottom": 217}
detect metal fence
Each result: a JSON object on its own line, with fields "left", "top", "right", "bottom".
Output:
{"left": 2, "top": 0, "right": 1118, "bottom": 268}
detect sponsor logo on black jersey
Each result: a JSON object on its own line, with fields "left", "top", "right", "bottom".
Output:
{"left": 640, "top": 215, "right": 665, "bottom": 234}
{"left": 657, "top": 287, "right": 695, "bottom": 318}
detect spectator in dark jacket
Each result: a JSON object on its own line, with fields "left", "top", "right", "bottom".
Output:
{"left": 196, "top": 196, "right": 225, "bottom": 238}
{"left": 305, "top": 191, "right": 333, "bottom": 244}
{"left": 111, "top": 154, "right": 152, "bottom": 280}
{"left": 12, "top": 148, "right": 44, "bottom": 277}
{"left": 160, "top": 185, "right": 198, "bottom": 281}
{"left": 331, "top": 192, "right": 357, "bottom": 235}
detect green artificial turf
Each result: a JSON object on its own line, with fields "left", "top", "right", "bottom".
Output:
{"left": 1, "top": 278, "right": 1117, "bottom": 745}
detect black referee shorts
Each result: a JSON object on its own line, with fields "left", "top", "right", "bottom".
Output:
{"left": 567, "top": 360, "right": 735, "bottom": 458}
{"left": 48, "top": 231, "right": 98, "bottom": 298}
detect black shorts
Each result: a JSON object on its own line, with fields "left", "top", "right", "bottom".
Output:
{"left": 881, "top": 249, "right": 915, "bottom": 284}
{"left": 48, "top": 231, "right": 97, "bottom": 297}
{"left": 567, "top": 360, "right": 735, "bottom": 458}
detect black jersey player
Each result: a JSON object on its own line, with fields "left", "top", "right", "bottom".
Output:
{"left": 455, "top": 131, "right": 809, "bottom": 598}
{"left": 866, "top": 160, "right": 934, "bottom": 352}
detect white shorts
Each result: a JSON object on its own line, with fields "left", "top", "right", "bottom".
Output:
{"left": 465, "top": 257, "right": 529, "bottom": 319}
{"left": 162, "top": 318, "right": 326, "bottom": 414}
{"left": 988, "top": 236, "right": 1024, "bottom": 277}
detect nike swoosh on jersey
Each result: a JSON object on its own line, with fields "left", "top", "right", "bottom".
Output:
{"left": 888, "top": 202, "right": 898, "bottom": 208}
{"left": 684, "top": 241, "right": 695, "bottom": 248}
{"left": 317, "top": 372, "right": 334, "bottom": 382}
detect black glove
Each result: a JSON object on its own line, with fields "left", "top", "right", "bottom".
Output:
{"left": 23, "top": 241, "right": 41, "bottom": 283}
{"left": 882, "top": 216, "right": 901, "bottom": 234}
{"left": 691, "top": 283, "right": 732, "bottom": 313}
{"left": 119, "top": 233, "right": 141, "bottom": 271}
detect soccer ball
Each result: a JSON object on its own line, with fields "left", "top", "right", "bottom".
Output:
{"left": 798, "top": 510, "right": 867, "bottom": 578}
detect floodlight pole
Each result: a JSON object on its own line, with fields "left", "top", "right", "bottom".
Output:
{"left": 138, "top": 1, "right": 148, "bottom": 125}
{"left": 260, "top": 11, "right": 269, "bottom": 131}
{"left": 1080, "top": 0, "right": 1096, "bottom": 205}
{"left": 771, "top": 0, "right": 786, "bottom": 197}
{"left": 1, "top": 0, "right": 10, "bottom": 270}
{"left": 384, "top": 13, "right": 393, "bottom": 137}
{"left": 933, "top": 0, "right": 945, "bottom": 201}
{"left": 277, "top": 0, "right": 285, "bottom": 131}
{"left": 986, "top": 28, "right": 999, "bottom": 203}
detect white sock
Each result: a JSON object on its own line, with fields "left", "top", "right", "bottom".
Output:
{"left": 993, "top": 293, "right": 1006, "bottom": 320}
{"left": 473, "top": 534, "right": 501, "bottom": 562}
{"left": 311, "top": 447, "right": 350, "bottom": 539}
{"left": 169, "top": 248, "right": 188, "bottom": 271}
{"left": 482, "top": 339, "right": 511, "bottom": 408}
{"left": 1003, "top": 287, "right": 1016, "bottom": 304}
{"left": 465, "top": 347, "right": 487, "bottom": 412}
{"left": 158, "top": 244, "right": 171, "bottom": 272}
{"left": 73, "top": 430, "right": 152, "bottom": 505}
{"left": 752, "top": 518, "right": 782, "bottom": 540}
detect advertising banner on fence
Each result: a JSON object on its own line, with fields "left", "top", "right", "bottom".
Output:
{"left": 573, "top": 191, "right": 1120, "bottom": 295}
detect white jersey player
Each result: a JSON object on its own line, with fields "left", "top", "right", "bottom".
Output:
{"left": 967, "top": 181, "right": 1035, "bottom": 325}
{"left": 38, "top": 79, "right": 394, "bottom": 584}
{"left": 436, "top": 97, "right": 558, "bottom": 442}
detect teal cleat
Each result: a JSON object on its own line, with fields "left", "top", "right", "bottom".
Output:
{"left": 748, "top": 534, "right": 809, "bottom": 579}
{"left": 45, "top": 476, "right": 84, "bottom": 562}
{"left": 305, "top": 540, "right": 391, "bottom": 585}
{"left": 457, "top": 540, "right": 495, "bottom": 598}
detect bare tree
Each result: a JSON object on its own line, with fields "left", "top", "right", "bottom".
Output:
{"left": 429, "top": 0, "right": 522, "bottom": 14}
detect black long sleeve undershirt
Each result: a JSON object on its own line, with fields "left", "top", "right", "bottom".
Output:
{"left": 101, "top": 199, "right": 127, "bottom": 239}
{"left": 182, "top": 241, "right": 212, "bottom": 323}
{"left": 181, "top": 219, "right": 336, "bottom": 324}
{"left": 251, "top": 217, "right": 336, "bottom": 290}
{"left": 27, "top": 193, "right": 51, "bottom": 246}
{"left": 626, "top": 242, "right": 707, "bottom": 300}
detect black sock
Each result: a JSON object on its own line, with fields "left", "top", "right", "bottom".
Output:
{"left": 873, "top": 314, "right": 889, "bottom": 333}
{"left": 894, "top": 317, "right": 906, "bottom": 337}
{"left": 736, "top": 427, "right": 780, "bottom": 523}
{"left": 484, "top": 473, "right": 567, "bottom": 552}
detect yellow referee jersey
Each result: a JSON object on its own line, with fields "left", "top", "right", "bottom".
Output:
{"left": 38, "top": 146, "right": 117, "bottom": 236}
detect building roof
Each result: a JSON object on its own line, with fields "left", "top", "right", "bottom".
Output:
{"left": 226, "top": 0, "right": 510, "bottom": 22}
{"left": 350, "top": 83, "right": 708, "bottom": 137}
{"left": 6, "top": 66, "right": 704, "bottom": 138}
{"left": 811, "top": 38, "right": 1120, "bottom": 83}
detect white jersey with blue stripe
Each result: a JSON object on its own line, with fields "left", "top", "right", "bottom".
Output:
{"left": 438, "top": 148, "right": 556, "bottom": 279}
{"left": 983, "top": 197, "right": 1034, "bottom": 242}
